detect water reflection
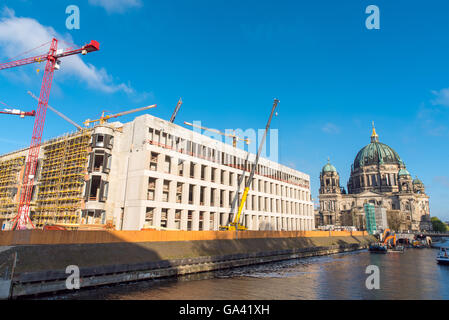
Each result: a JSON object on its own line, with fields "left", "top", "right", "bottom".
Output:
{"left": 46, "top": 248, "right": 449, "bottom": 300}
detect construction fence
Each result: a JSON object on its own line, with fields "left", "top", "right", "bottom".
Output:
{"left": 0, "top": 229, "right": 368, "bottom": 246}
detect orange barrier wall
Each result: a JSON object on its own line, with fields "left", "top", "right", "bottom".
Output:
{"left": 0, "top": 230, "right": 367, "bottom": 246}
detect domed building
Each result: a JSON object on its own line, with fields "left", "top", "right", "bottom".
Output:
{"left": 317, "top": 125, "right": 431, "bottom": 231}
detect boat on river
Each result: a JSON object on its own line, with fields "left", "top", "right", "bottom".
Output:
{"left": 436, "top": 247, "right": 449, "bottom": 265}
{"left": 369, "top": 243, "right": 387, "bottom": 253}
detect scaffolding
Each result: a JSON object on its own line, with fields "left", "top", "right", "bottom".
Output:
{"left": 34, "top": 132, "right": 91, "bottom": 229}
{"left": 0, "top": 156, "right": 25, "bottom": 227}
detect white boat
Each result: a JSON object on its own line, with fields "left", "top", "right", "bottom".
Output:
{"left": 436, "top": 247, "right": 449, "bottom": 265}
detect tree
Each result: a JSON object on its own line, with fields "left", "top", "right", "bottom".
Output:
{"left": 387, "top": 210, "right": 402, "bottom": 232}
{"left": 431, "top": 217, "right": 448, "bottom": 232}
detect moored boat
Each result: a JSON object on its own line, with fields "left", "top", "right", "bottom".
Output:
{"left": 369, "top": 243, "right": 387, "bottom": 253}
{"left": 437, "top": 247, "right": 449, "bottom": 265}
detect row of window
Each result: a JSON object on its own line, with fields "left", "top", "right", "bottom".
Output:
{"left": 148, "top": 178, "right": 313, "bottom": 216}
{"left": 148, "top": 128, "right": 309, "bottom": 188}
{"left": 150, "top": 152, "right": 311, "bottom": 201}
{"left": 145, "top": 207, "right": 313, "bottom": 231}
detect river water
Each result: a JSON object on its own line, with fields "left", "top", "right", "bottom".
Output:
{"left": 50, "top": 245, "right": 449, "bottom": 300}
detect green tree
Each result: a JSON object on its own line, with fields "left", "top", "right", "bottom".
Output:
{"left": 431, "top": 217, "right": 448, "bottom": 232}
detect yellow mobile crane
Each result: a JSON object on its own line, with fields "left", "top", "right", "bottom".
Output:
{"left": 83, "top": 104, "right": 157, "bottom": 127}
{"left": 221, "top": 99, "right": 279, "bottom": 231}
{"left": 184, "top": 121, "right": 251, "bottom": 148}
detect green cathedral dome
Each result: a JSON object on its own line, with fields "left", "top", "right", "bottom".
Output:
{"left": 398, "top": 168, "right": 410, "bottom": 176}
{"left": 353, "top": 126, "right": 402, "bottom": 169}
{"left": 322, "top": 158, "right": 337, "bottom": 173}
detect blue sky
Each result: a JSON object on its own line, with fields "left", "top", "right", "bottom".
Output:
{"left": 0, "top": 0, "right": 448, "bottom": 219}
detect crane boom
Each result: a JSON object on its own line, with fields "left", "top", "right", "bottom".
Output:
{"left": 84, "top": 104, "right": 157, "bottom": 127}
{"left": 0, "top": 41, "right": 99, "bottom": 71}
{"left": 0, "top": 109, "right": 35, "bottom": 117}
{"left": 170, "top": 98, "right": 183, "bottom": 123}
{"left": 27, "top": 91, "right": 83, "bottom": 130}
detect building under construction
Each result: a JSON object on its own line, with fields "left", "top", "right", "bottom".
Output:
{"left": 0, "top": 114, "right": 314, "bottom": 231}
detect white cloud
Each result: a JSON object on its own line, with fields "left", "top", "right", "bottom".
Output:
{"left": 88, "top": 0, "right": 143, "bottom": 14}
{"left": 0, "top": 7, "right": 133, "bottom": 94}
{"left": 321, "top": 122, "right": 340, "bottom": 134}
{"left": 431, "top": 88, "right": 449, "bottom": 107}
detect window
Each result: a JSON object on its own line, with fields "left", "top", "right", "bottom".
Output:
{"left": 161, "top": 209, "right": 168, "bottom": 228}
{"left": 88, "top": 176, "right": 101, "bottom": 201}
{"left": 162, "top": 181, "right": 170, "bottom": 202}
{"left": 96, "top": 135, "right": 104, "bottom": 147}
{"left": 148, "top": 178, "right": 156, "bottom": 200}
{"left": 81, "top": 210, "right": 105, "bottom": 225}
{"left": 146, "top": 207, "right": 155, "bottom": 225}
{"left": 150, "top": 152, "right": 158, "bottom": 171}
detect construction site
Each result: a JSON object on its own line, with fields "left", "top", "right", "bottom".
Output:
{"left": 0, "top": 38, "right": 314, "bottom": 232}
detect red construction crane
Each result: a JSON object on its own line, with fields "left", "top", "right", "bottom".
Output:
{"left": 0, "top": 99, "right": 35, "bottom": 117}
{"left": 0, "top": 38, "right": 100, "bottom": 230}
{"left": 0, "top": 109, "right": 35, "bottom": 117}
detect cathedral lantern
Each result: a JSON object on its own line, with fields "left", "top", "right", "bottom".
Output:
{"left": 320, "top": 158, "right": 341, "bottom": 195}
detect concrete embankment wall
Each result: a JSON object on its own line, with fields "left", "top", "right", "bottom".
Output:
{"left": 0, "top": 230, "right": 374, "bottom": 298}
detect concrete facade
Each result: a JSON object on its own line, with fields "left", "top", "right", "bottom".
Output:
{"left": 0, "top": 114, "right": 314, "bottom": 231}
{"left": 109, "top": 115, "right": 314, "bottom": 231}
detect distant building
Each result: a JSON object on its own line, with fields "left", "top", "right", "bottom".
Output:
{"left": 316, "top": 125, "right": 431, "bottom": 232}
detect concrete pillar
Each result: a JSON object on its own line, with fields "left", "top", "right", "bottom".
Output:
{"left": 247, "top": 193, "right": 253, "bottom": 212}
{"left": 253, "top": 179, "right": 258, "bottom": 192}
{"left": 168, "top": 180, "right": 176, "bottom": 203}
{"left": 215, "top": 169, "right": 221, "bottom": 184}
{"left": 204, "top": 211, "right": 210, "bottom": 230}
{"left": 155, "top": 178, "right": 163, "bottom": 202}
{"left": 253, "top": 215, "right": 259, "bottom": 231}
{"left": 167, "top": 208, "right": 175, "bottom": 229}
{"left": 246, "top": 214, "right": 253, "bottom": 230}
{"left": 204, "top": 187, "right": 211, "bottom": 207}
{"left": 183, "top": 161, "right": 190, "bottom": 179}
{"left": 223, "top": 170, "right": 229, "bottom": 186}
{"left": 213, "top": 189, "right": 220, "bottom": 208}
{"left": 181, "top": 182, "right": 189, "bottom": 204}
{"left": 170, "top": 156, "right": 177, "bottom": 175}
{"left": 153, "top": 207, "right": 161, "bottom": 228}
{"left": 193, "top": 185, "right": 200, "bottom": 205}
{"left": 194, "top": 163, "right": 201, "bottom": 179}
{"left": 157, "top": 153, "right": 165, "bottom": 173}
{"left": 213, "top": 212, "right": 219, "bottom": 230}
{"left": 192, "top": 210, "right": 199, "bottom": 231}
{"left": 205, "top": 166, "right": 212, "bottom": 182}
{"left": 224, "top": 190, "right": 229, "bottom": 208}
{"left": 181, "top": 209, "right": 188, "bottom": 230}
